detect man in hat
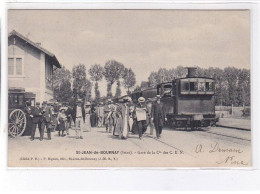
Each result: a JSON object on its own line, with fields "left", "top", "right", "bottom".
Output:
{"left": 104, "top": 99, "right": 113, "bottom": 133}
{"left": 30, "top": 102, "right": 43, "bottom": 141}
{"left": 65, "top": 102, "right": 73, "bottom": 135}
{"left": 41, "top": 101, "right": 53, "bottom": 140}
{"left": 151, "top": 95, "right": 166, "bottom": 139}
{"left": 146, "top": 98, "right": 155, "bottom": 136}
{"left": 72, "top": 99, "right": 85, "bottom": 139}
{"left": 133, "top": 97, "right": 147, "bottom": 140}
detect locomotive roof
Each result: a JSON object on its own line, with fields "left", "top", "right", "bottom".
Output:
{"left": 176, "top": 77, "right": 215, "bottom": 80}
{"left": 158, "top": 77, "right": 215, "bottom": 85}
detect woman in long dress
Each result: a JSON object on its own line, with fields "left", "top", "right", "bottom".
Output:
{"left": 113, "top": 103, "right": 122, "bottom": 136}
{"left": 118, "top": 97, "right": 130, "bottom": 139}
{"left": 83, "top": 102, "right": 92, "bottom": 132}
{"left": 57, "top": 107, "right": 67, "bottom": 137}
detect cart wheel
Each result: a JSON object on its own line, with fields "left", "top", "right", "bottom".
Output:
{"left": 8, "top": 109, "right": 27, "bottom": 137}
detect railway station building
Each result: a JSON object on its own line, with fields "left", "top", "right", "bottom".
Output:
{"left": 8, "top": 30, "right": 61, "bottom": 104}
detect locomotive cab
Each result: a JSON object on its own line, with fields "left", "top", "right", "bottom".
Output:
{"left": 175, "top": 77, "right": 216, "bottom": 129}
{"left": 157, "top": 67, "right": 217, "bottom": 130}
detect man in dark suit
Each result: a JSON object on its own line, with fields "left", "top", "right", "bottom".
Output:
{"left": 41, "top": 101, "right": 53, "bottom": 140}
{"left": 151, "top": 95, "right": 166, "bottom": 139}
{"left": 30, "top": 102, "right": 43, "bottom": 141}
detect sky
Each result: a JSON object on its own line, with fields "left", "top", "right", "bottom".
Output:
{"left": 8, "top": 10, "right": 250, "bottom": 96}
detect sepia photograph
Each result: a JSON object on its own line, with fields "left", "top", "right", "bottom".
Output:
{"left": 7, "top": 9, "right": 251, "bottom": 167}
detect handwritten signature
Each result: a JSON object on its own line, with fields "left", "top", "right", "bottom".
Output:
{"left": 194, "top": 142, "right": 248, "bottom": 166}
{"left": 195, "top": 142, "right": 243, "bottom": 154}
{"left": 216, "top": 155, "right": 248, "bottom": 165}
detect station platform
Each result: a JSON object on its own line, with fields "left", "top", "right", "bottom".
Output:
{"left": 216, "top": 118, "right": 251, "bottom": 131}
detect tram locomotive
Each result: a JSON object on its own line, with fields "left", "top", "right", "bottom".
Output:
{"left": 129, "top": 67, "right": 216, "bottom": 129}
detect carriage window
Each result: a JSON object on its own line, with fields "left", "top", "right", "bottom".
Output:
{"left": 190, "top": 82, "right": 198, "bottom": 91}
{"left": 18, "top": 95, "right": 24, "bottom": 105}
{"left": 206, "top": 82, "right": 214, "bottom": 91}
{"left": 9, "top": 94, "right": 14, "bottom": 105}
{"left": 13, "top": 94, "right": 18, "bottom": 105}
{"left": 198, "top": 82, "right": 206, "bottom": 91}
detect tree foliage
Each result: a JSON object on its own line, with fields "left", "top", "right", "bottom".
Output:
{"left": 123, "top": 68, "right": 136, "bottom": 94}
{"left": 88, "top": 64, "right": 104, "bottom": 101}
{"left": 72, "top": 64, "right": 92, "bottom": 101}
{"left": 103, "top": 60, "right": 125, "bottom": 97}
{"left": 53, "top": 66, "right": 72, "bottom": 103}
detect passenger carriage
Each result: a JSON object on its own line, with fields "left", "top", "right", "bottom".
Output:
{"left": 8, "top": 87, "right": 27, "bottom": 137}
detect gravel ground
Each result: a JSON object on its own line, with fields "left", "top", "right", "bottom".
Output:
{"left": 8, "top": 125, "right": 251, "bottom": 168}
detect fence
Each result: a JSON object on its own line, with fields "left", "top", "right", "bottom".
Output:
{"left": 215, "top": 105, "right": 250, "bottom": 118}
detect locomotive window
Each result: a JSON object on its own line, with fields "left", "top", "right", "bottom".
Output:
{"left": 206, "top": 82, "right": 214, "bottom": 91}
{"left": 162, "top": 85, "right": 172, "bottom": 96}
{"left": 181, "top": 80, "right": 189, "bottom": 91}
{"left": 190, "top": 82, "right": 198, "bottom": 91}
{"left": 198, "top": 82, "right": 206, "bottom": 91}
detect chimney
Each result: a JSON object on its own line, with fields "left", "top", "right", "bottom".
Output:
{"left": 186, "top": 67, "right": 197, "bottom": 78}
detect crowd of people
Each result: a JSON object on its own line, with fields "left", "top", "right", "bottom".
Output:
{"left": 24, "top": 95, "right": 167, "bottom": 141}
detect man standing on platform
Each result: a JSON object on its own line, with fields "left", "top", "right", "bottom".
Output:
{"left": 65, "top": 102, "right": 73, "bottom": 135}
{"left": 134, "top": 97, "right": 147, "bottom": 140}
{"left": 30, "top": 102, "right": 43, "bottom": 141}
{"left": 72, "top": 99, "right": 85, "bottom": 139}
{"left": 151, "top": 95, "right": 166, "bottom": 139}
{"left": 146, "top": 98, "right": 154, "bottom": 136}
{"left": 41, "top": 101, "right": 53, "bottom": 140}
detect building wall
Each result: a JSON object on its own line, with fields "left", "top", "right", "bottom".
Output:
{"left": 8, "top": 37, "right": 54, "bottom": 103}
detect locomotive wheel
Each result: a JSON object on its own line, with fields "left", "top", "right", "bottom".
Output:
{"left": 8, "top": 109, "right": 27, "bottom": 137}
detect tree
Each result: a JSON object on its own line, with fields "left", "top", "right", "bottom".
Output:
{"left": 224, "top": 67, "right": 240, "bottom": 106}
{"left": 88, "top": 64, "right": 104, "bottom": 101}
{"left": 103, "top": 60, "right": 125, "bottom": 97}
{"left": 148, "top": 71, "right": 159, "bottom": 87}
{"left": 53, "top": 65, "right": 72, "bottom": 103}
{"left": 72, "top": 64, "right": 92, "bottom": 101}
{"left": 123, "top": 68, "right": 136, "bottom": 94}
{"left": 237, "top": 69, "right": 250, "bottom": 106}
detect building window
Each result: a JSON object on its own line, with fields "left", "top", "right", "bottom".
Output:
{"left": 8, "top": 58, "right": 14, "bottom": 75}
{"left": 8, "top": 56, "right": 24, "bottom": 76}
{"left": 45, "top": 63, "right": 53, "bottom": 82}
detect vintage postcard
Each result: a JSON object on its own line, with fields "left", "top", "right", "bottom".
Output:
{"left": 7, "top": 9, "right": 251, "bottom": 167}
